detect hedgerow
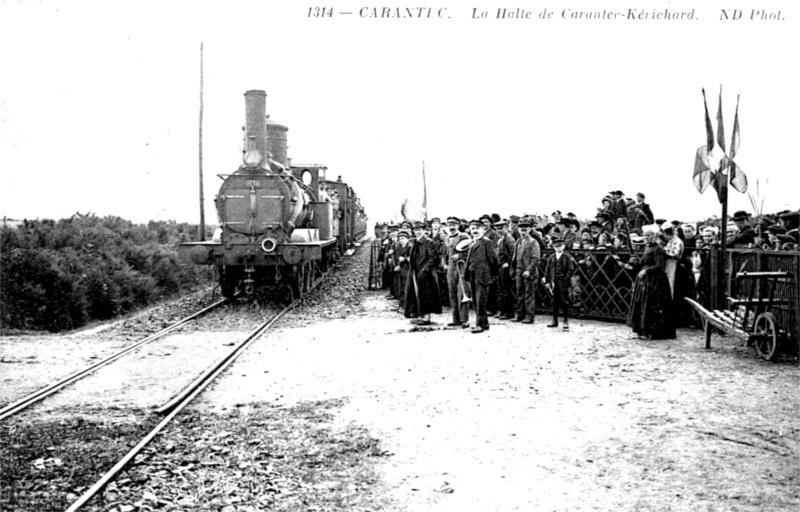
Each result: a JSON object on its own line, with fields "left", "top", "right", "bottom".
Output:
{"left": 0, "top": 213, "right": 213, "bottom": 332}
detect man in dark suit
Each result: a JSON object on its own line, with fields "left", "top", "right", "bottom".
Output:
{"left": 480, "top": 214, "right": 500, "bottom": 316}
{"left": 543, "top": 238, "right": 577, "bottom": 330}
{"left": 464, "top": 220, "right": 499, "bottom": 333}
{"left": 635, "top": 192, "right": 654, "bottom": 224}
{"left": 510, "top": 220, "right": 541, "bottom": 324}
{"left": 610, "top": 190, "right": 628, "bottom": 221}
{"left": 494, "top": 220, "right": 516, "bottom": 320}
{"left": 404, "top": 222, "right": 442, "bottom": 324}
{"left": 730, "top": 210, "right": 756, "bottom": 248}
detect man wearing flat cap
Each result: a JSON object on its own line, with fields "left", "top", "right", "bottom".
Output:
{"left": 480, "top": 214, "right": 500, "bottom": 316}
{"left": 509, "top": 215, "right": 521, "bottom": 240}
{"left": 403, "top": 222, "right": 442, "bottom": 324}
{"left": 730, "top": 210, "right": 756, "bottom": 248}
{"left": 393, "top": 229, "right": 412, "bottom": 306}
{"left": 494, "top": 220, "right": 516, "bottom": 320}
{"left": 510, "top": 219, "right": 540, "bottom": 324}
{"left": 464, "top": 220, "right": 499, "bottom": 333}
{"left": 444, "top": 216, "right": 472, "bottom": 327}
{"left": 429, "top": 217, "right": 449, "bottom": 307}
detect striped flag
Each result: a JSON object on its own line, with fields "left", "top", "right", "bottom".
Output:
{"left": 716, "top": 86, "right": 726, "bottom": 153}
{"left": 729, "top": 95, "right": 747, "bottom": 192}
{"left": 702, "top": 88, "right": 714, "bottom": 152}
{"left": 693, "top": 146, "right": 713, "bottom": 193}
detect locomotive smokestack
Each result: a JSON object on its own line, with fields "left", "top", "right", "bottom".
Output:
{"left": 244, "top": 90, "right": 289, "bottom": 168}
{"left": 244, "top": 90, "right": 268, "bottom": 161}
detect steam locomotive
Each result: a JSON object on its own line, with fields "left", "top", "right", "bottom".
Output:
{"left": 179, "top": 90, "right": 367, "bottom": 299}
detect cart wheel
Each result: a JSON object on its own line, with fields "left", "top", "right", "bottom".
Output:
{"left": 753, "top": 312, "right": 778, "bottom": 361}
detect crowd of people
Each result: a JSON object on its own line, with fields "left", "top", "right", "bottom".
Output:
{"left": 373, "top": 190, "right": 800, "bottom": 338}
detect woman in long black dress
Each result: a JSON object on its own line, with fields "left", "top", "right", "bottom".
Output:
{"left": 627, "top": 226, "right": 676, "bottom": 340}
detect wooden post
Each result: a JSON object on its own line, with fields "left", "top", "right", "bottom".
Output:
{"left": 198, "top": 42, "right": 206, "bottom": 241}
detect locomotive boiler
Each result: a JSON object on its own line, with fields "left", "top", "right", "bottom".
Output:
{"left": 179, "top": 90, "right": 367, "bottom": 299}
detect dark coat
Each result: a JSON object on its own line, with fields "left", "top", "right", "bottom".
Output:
{"left": 561, "top": 230, "right": 578, "bottom": 250}
{"left": 484, "top": 228, "right": 500, "bottom": 245}
{"left": 544, "top": 251, "right": 577, "bottom": 289}
{"left": 611, "top": 198, "right": 628, "bottom": 220}
{"left": 464, "top": 237, "right": 498, "bottom": 286}
{"left": 627, "top": 207, "right": 648, "bottom": 234}
{"left": 638, "top": 202, "right": 655, "bottom": 224}
{"left": 496, "top": 232, "right": 515, "bottom": 266}
{"left": 404, "top": 236, "right": 442, "bottom": 317}
{"left": 511, "top": 235, "right": 541, "bottom": 277}
{"left": 730, "top": 225, "right": 756, "bottom": 248}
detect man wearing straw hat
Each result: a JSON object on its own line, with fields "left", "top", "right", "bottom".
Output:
{"left": 444, "top": 216, "right": 472, "bottom": 328}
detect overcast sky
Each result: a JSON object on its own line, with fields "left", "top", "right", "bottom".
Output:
{"left": 1, "top": 0, "right": 797, "bottom": 227}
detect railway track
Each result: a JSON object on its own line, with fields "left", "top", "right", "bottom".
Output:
{"left": 64, "top": 273, "right": 326, "bottom": 512}
{"left": 0, "top": 297, "right": 230, "bottom": 422}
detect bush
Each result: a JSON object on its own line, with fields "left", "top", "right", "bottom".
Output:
{"left": 0, "top": 213, "right": 212, "bottom": 332}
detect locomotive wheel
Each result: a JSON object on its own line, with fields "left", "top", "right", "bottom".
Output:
{"left": 753, "top": 312, "right": 778, "bottom": 361}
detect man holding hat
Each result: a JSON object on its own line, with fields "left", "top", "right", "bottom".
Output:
{"left": 403, "top": 222, "right": 442, "bottom": 324}
{"left": 510, "top": 219, "right": 540, "bottom": 324}
{"left": 444, "top": 216, "right": 472, "bottom": 327}
{"left": 464, "top": 220, "right": 499, "bottom": 333}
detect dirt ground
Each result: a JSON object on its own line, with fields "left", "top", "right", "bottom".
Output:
{"left": 1, "top": 286, "right": 798, "bottom": 511}
{"left": 196, "top": 292, "right": 799, "bottom": 511}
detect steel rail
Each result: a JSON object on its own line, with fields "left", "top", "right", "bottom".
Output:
{"left": 0, "top": 297, "right": 229, "bottom": 422}
{"left": 65, "top": 284, "right": 315, "bottom": 512}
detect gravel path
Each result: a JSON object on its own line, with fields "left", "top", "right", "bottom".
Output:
{"left": 199, "top": 291, "right": 799, "bottom": 511}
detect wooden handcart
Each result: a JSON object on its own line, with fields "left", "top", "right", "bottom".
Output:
{"left": 685, "top": 271, "right": 795, "bottom": 361}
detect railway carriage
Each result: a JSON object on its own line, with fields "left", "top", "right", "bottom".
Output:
{"left": 179, "top": 90, "right": 367, "bottom": 299}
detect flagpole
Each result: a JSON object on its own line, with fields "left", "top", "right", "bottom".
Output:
{"left": 717, "top": 177, "right": 728, "bottom": 310}
{"left": 422, "top": 161, "right": 428, "bottom": 222}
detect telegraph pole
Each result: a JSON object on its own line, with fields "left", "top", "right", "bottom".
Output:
{"left": 198, "top": 42, "right": 206, "bottom": 241}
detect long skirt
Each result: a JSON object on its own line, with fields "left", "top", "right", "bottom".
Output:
{"left": 404, "top": 268, "right": 442, "bottom": 318}
{"left": 627, "top": 265, "right": 676, "bottom": 340}
{"left": 673, "top": 259, "right": 697, "bottom": 327}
